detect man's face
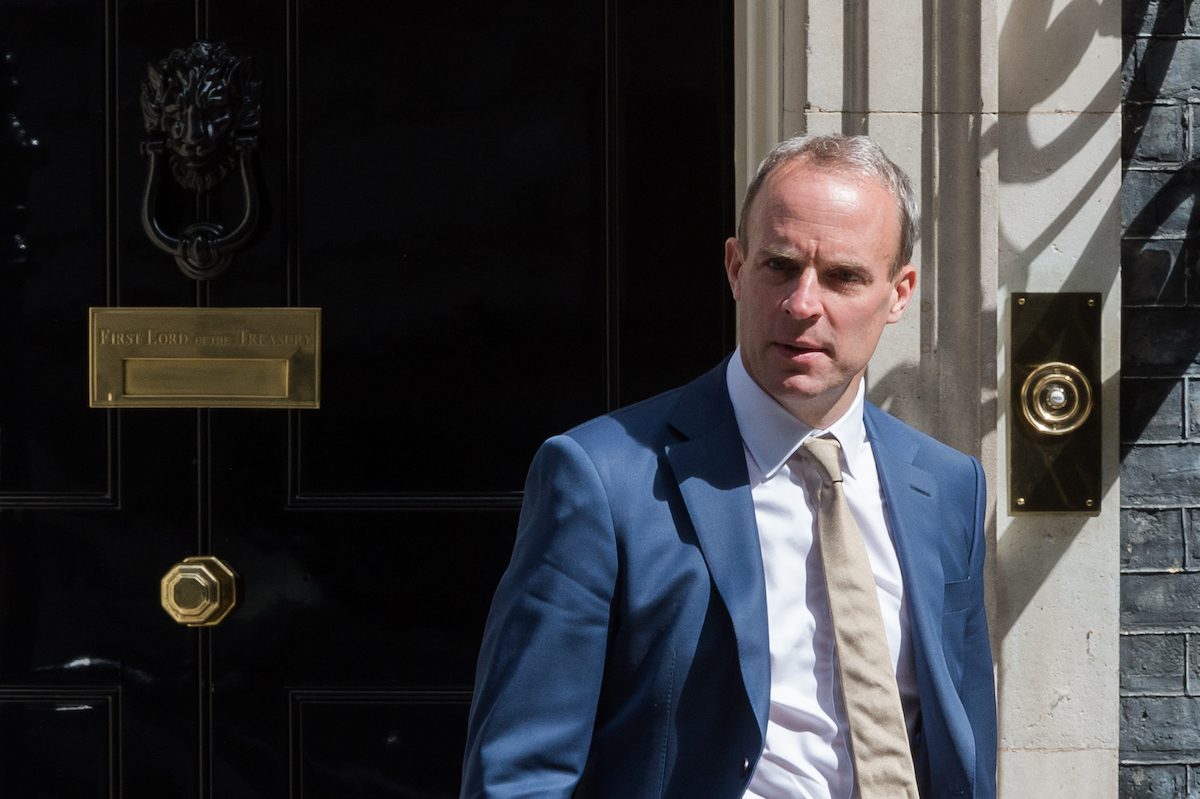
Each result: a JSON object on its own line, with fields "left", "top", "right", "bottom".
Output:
{"left": 724, "top": 159, "right": 917, "bottom": 427}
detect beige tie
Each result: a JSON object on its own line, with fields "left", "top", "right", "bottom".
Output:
{"left": 803, "top": 436, "right": 919, "bottom": 799}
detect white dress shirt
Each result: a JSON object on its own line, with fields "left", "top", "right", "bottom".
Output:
{"left": 727, "top": 350, "right": 919, "bottom": 799}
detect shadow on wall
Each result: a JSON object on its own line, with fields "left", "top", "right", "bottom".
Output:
{"left": 859, "top": 14, "right": 1198, "bottom": 773}
{"left": 985, "top": 0, "right": 1200, "bottom": 647}
{"left": 865, "top": 0, "right": 1130, "bottom": 644}
{"left": 872, "top": 0, "right": 1200, "bottom": 633}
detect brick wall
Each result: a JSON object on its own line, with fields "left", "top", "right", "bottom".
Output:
{"left": 1121, "top": 0, "right": 1200, "bottom": 795}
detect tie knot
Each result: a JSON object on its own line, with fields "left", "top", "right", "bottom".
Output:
{"left": 803, "top": 436, "right": 844, "bottom": 483}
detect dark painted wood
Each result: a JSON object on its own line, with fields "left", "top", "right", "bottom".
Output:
{"left": 0, "top": 1, "right": 733, "bottom": 795}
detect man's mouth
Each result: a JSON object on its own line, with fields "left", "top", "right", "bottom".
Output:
{"left": 777, "top": 341, "right": 826, "bottom": 356}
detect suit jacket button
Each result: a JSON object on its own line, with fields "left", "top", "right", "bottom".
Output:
{"left": 741, "top": 757, "right": 751, "bottom": 776}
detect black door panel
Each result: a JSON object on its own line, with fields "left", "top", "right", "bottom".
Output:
{"left": 0, "top": 1, "right": 732, "bottom": 795}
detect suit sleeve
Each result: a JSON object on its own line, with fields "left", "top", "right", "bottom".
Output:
{"left": 461, "top": 434, "right": 618, "bottom": 799}
{"left": 963, "top": 456, "right": 997, "bottom": 799}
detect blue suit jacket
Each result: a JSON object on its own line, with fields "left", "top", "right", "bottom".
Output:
{"left": 462, "top": 360, "right": 996, "bottom": 798}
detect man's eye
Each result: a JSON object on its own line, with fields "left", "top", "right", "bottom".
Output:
{"left": 765, "top": 258, "right": 791, "bottom": 271}
{"left": 832, "top": 269, "right": 864, "bottom": 283}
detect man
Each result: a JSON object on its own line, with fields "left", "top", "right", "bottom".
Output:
{"left": 462, "top": 134, "right": 996, "bottom": 798}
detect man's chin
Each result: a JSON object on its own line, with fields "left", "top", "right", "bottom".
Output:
{"left": 768, "top": 377, "right": 860, "bottom": 425}
{"left": 775, "top": 376, "right": 832, "bottom": 402}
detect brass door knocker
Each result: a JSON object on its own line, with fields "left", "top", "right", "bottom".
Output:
{"left": 139, "top": 41, "right": 262, "bottom": 281}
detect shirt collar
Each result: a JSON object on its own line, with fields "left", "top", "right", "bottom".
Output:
{"left": 726, "top": 347, "right": 868, "bottom": 480}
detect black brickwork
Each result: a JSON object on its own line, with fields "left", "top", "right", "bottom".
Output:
{"left": 1122, "top": 0, "right": 1200, "bottom": 794}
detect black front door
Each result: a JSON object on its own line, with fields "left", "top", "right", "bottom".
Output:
{"left": 0, "top": 2, "right": 733, "bottom": 796}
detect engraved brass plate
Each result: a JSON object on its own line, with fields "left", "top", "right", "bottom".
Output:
{"left": 90, "top": 308, "right": 319, "bottom": 408}
{"left": 1010, "top": 293, "right": 1101, "bottom": 514}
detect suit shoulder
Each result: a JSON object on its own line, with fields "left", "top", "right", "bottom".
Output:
{"left": 562, "top": 358, "right": 730, "bottom": 447}
{"left": 560, "top": 383, "right": 687, "bottom": 454}
{"left": 866, "top": 403, "right": 980, "bottom": 477}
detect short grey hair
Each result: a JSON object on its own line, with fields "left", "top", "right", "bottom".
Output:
{"left": 737, "top": 134, "right": 920, "bottom": 275}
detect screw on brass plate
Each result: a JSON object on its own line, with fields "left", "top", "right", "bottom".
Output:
{"left": 1016, "top": 497, "right": 1026, "bottom": 506}
{"left": 1018, "top": 298, "right": 1026, "bottom": 305}
{"left": 1087, "top": 298, "right": 1096, "bottom": 307}
{"left": 1086, "top": 499, "right": 1094, "bottom": 508}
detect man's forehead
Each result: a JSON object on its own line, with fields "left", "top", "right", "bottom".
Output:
{"left": 742, "top": 161, "right": 904, "bottom": 265}
{"left": 751, "top": 167, "right": 893, "bottom": 226}
{"left": 764, "top": 159, "right": 886, "bottom": 198}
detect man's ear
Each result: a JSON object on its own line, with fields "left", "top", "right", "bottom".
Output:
{"left": 724, "top": 237, "right": 744, "bottom": 301}
{"left": 886, "top": 264, "right": 917, "bottom": 323}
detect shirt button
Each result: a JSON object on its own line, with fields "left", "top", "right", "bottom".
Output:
{"left": 741, "top": 757, "right": 751, "bottom": 776}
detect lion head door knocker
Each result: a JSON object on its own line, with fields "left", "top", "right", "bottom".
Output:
{"left": 140, "top": 41, "right": 262, "bottom": 281}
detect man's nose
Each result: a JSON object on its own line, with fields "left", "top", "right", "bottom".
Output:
{"left": 782, "top": 271, "right": 821, "bottom": 318}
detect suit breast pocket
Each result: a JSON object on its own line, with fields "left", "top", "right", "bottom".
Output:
{"left": 942, "top": 578, "right": 974, "bottom": 687}
{"left": 943, "top": 576, "right": 974, "bottom": 614}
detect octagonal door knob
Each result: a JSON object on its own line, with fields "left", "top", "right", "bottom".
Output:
{"left": 161, "top": 555, "right": 238, "bottom": 627}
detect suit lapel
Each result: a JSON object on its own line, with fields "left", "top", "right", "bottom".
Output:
{"left": 867, "top": 405, "right": 983, "bottom": 788}
{"left": 664, "top": 363, "right": 771, "bottom": 736}
{"left": 865, "top": 406, "right": 945, "bottom": 665}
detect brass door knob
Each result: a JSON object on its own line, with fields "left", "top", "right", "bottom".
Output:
{"left": 161, "top": 556, "right": 238, "bottom": 627}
